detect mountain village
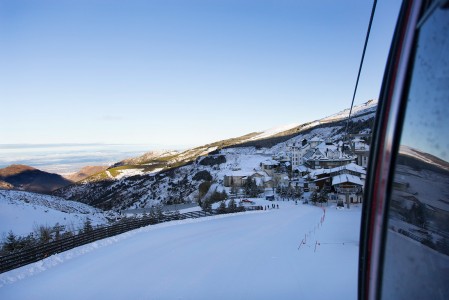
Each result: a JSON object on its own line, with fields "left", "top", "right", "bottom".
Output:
{"left": 222, "top": 135, "right": 370, "bottom": 207}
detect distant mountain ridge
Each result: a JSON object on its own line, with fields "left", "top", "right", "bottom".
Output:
{"left": 0, "top": 164, "right": 73, "bottom": 193}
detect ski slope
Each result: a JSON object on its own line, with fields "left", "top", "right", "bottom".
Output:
{"left": 0, "top": 200, "right": 361, "bottom": 299}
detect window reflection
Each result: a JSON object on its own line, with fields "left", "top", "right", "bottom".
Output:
{"left": 381, "top": 5, "right": 449, "bottom": 300}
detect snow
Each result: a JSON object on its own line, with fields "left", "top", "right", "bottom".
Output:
{"left": 319, "top": 100, "right": 378, "bottom": 123}
{"left": 214, "top": 152, "right": 273, "bottom": 183}
{"left": 308, "top": 168, "right": 331, "bottom": 178}
{"left": 0, "top": 200, "right": 361, "bottom": 299}
{"left": 247, "top": 123, "right": 301, "bottom": 141}
{"left": 329, "top": 163, "right": 366, "bottom": 175}
{"left": 332, "top": 174, "right": 363, "bottom": 186}
{"left": 222, "top": 170, "right": 255, "bottom": 177}
{"left": 261, "top": 159, "right": 280, "bottom": 166}
{"left": 0, "top": 190, "right": 109, "bottom": 237}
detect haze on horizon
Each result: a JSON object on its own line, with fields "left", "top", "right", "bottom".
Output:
{"left": 0, "top": 0, "right": 401, "bottom": 147}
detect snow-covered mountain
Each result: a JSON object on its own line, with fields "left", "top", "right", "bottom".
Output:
{"left": 0, "top": 190, "right": 111, "bottom": 237}
{"left": 54, "top": 100, "right": 377, "bottom": 211}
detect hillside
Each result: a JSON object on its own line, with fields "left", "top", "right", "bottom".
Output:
{"left": 0, "top": 190, "right": 111, "bottom": 237}
{"left": 55, "top": 100, "right": 377, "bottom": 211}
{"left": 0, "top": 164, "right": 72, "bottom": 193}
{"left": 0, "top": 180, "right": 14, "bottom": 190}
{"left": 63, "top": 166, "right": 109, "bottom": 182}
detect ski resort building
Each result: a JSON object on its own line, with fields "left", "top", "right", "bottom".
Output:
{"left": 351, "top": 138, "right": 370, "bottom": 168}
{"left": 287, "top": 136, "right": 356, "bottom": 170}
{"left": 304, "top": 162, "right": 366, "bottom": 203}
{"left": 331, "top": 174, "right": 364, "bottom": 204}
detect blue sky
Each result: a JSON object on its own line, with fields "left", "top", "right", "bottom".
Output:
{"left": 0, "top": 0, "right": 402, "bottom": 148}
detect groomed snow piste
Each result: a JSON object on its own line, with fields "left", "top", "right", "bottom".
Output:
{"left": 0, "top": 199, "right": 361, "bottom": 300}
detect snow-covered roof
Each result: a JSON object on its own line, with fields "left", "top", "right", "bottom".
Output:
{"left": 310, "top": 136, "right": 324, "bottom": 142}
{"left": 303, "top": 149, "right": 315, "bottom": 160}
{"left": 261, "top": 159, "right": 279, "bottom": 166}
{"left": 223, "top": 171, "right": 255, "bottom": 177}
{"left": 332, "top": 174, "right": 363, "bottom": 186}
{"left": 308, "top": 168, "right": 331, "bottom": 179}
{"left": 251, "top": 172, "right": 266, "bottom": 178}
{"left": 294, "top": 165, "right": 309, "bottom": 172}
{"left": 330, "top": 163, "right": 366, "bottom": 174}
{"left": 317, "top": 143, "right": 338, "bottom": 151}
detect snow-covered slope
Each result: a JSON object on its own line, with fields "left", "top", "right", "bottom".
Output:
{"left": 246, "top": 123, "right": 301, "bottom": 141}
{"left": 0, "top": 190, "right": 110, "bottom": 237}
{"left": 0, "top": 200, "right": 362, "bottom": 299}
{"left": 320, "top": 99, "right": 377, "bottom": 123}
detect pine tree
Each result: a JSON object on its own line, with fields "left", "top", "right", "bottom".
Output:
{"left": 236, "top": 202, "right": 246, "bottom": 212}
{"left": 310, "top": 190, "right": 318, "bottom": 205}
{"left": 318, "top": 189, "right": 328, "bottom": 205}
{"left": 202, "top": 199, "right": 212, "bottom": 213}
{"left": 244, "top": 178, "right": 260, "bottom": 197}
{"left": 3, "top": 231, "right": 18, "bottom": 253}
{"left": 217, "top": 201, "right": 227, "bottom": 214}
{"left": 83, "top": 218, "right": 93, "bottom": 233}
{"left": 227, "top": 198, "right": 236, "bottom": 213}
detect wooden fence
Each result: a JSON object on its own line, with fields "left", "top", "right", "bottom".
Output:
{"left": 0, "top": 210, "right": 214, "bottom": 274}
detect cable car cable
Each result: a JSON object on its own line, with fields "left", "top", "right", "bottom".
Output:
{"left": 344, "top": 0, "right": 377, "bottom": 150}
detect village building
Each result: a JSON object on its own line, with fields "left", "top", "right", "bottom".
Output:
{"left": 287, "top": 136, "right": 356, "bottom": 170}
{"left": 303, "top": 162, "right": 366, "bottom": 203}
{"left": 260, "top": 159, "right": 280, "bottom": 176}
{"left": 223, "top": 170, "right": 274, "bottom": 190}
{"left": 303, "top": 140, "right": 355, "bottom": 169}
{"left": 306, "top": 168, "right": 332, "bottom": 191}
{"left": 287, "top": 138, "right": 310, "bottom": 168}
{"left": 272, "top": 152, "right": 290, "bottom": 164}
{"left": 352, "top": 138, "right": 370, "bottom": 168}
{"left": 223, "top": 170, "right": 254, "bottom": 187}
{"left": 331, "top": 174, "right": 364, "bottom": 204}
{"left": 292, "top": 165, "right": 310, "bottom": 177}
{"left": 329, "top": 162, "right": 366, "bottom": 181}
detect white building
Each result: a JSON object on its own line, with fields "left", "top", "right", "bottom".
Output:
{"left": 331, "top": 174, "right": 364, "bottom": 204}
